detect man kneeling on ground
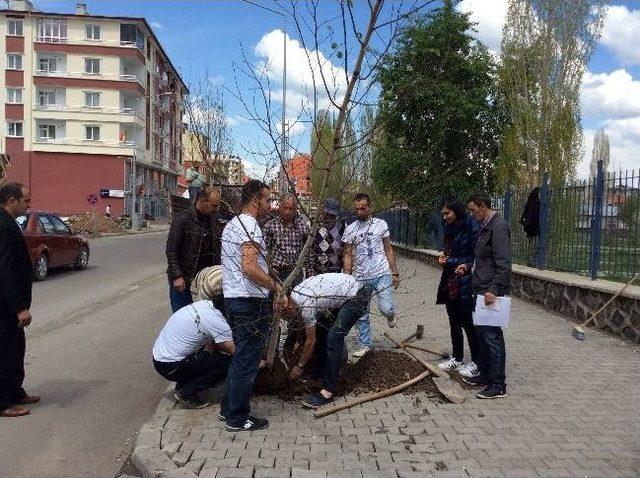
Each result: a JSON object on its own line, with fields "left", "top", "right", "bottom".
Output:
{"left": 153, "top": 299, "right": 234, "bottom": 409}
{"left": 277, "top": 272, "right": 372, "bottom": 409}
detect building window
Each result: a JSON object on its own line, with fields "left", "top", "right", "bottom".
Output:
{"left": 38, "top": 56, "right": 58, "bottom": 73}
{"left": 38, "top": 90, "right": 57, "bottom": 107}
{"left": 36, "top": 18, "right": 68, "bottom": 43}
{"left": 85, "top": 24, "right": 101, "bottom": 40}
{"left": 85, "top": 125, "right": 100, "bottom": 141}
{"left": 84, "top": 92, "right": 101, "bottom": 108}
{"left": 7, "top": 54, "right": 23, "bottom": 70}
{"left": 7, "top": 121, "right": 23, "bottom": 138}
{"left": 7, "top": 88, "right": 23, "bottom": 104}
{"left": 8, "top": 19, "right": 24, "bottom": 36}
{"left": 38, "top": 124, "right": 56, "bottom": 140}
{"left": 120, "top": 23, "right": 143, "bottom": 51}
{"left": 84, "top": 58, "right": 100, "bottom": 75}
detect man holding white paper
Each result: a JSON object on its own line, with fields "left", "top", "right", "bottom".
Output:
{"left": 464, "top": 194, "right": 512, "bottom": 399}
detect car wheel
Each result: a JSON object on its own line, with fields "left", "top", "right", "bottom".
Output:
{"left": 34, "top": 254, "right": 49, "bottom": 281}
{"left": 75, "top": 246, "right": 89, "bottom": 270}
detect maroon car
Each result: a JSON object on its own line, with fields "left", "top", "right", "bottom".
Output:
{"left": 16, "top": 211, "right": 90, "bottom": 281}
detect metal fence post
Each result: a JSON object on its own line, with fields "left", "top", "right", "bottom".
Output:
{"left": 504, "top": 185, "right": 512, "bottom": 223}
{"left": 537, "top": 173, "right": 550, "bottom": 269}
{"left": 589, "top": 160, "right": 605, "bottom": 280}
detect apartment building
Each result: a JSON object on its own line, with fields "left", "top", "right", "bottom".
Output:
{"left": 1, "top": 1, "right": 187, "bottom": 216}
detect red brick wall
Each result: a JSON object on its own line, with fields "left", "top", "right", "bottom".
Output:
{"left": 6, "top": 36, "right": 24, "bottom": 52}
{"left": 6, "top": 151, "right": 125, "bottom": 216}
{"left": 285, "top": 153, "right": 312, "bottom": 196}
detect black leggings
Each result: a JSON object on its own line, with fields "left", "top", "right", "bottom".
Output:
{"left": 445, "top": 301, "right": 479, "bottom": 363}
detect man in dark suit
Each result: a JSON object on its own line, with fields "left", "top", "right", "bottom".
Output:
{"left": 0, "top": 182, "right": 39, "bottom": 418}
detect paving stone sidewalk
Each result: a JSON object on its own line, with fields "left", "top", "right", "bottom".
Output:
{"left": 131, "top": 257, "right": 640, "bottom": 478}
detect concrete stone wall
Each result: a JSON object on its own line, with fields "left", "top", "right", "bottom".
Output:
{"left": 394, "top": 244, "right": 640, "bottom": 343}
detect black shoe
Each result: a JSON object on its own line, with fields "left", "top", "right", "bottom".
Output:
{"left": 225, "top": 415, "right": 269, "bottom": 432}
{"left": 174, "top": 391, "right": 211, "bottom": 409}
{"left": 302, "top": 392, "right": 334, "bottom": 409}
{"left": 462, "top": 375, "right": 489, "bottom": 387}
{"left": 476, "top": 384, "right": 507, "bottom": 399}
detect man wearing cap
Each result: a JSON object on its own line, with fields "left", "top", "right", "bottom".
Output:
{"left": 309, "top": 198, "right": 345, "bottom": 276}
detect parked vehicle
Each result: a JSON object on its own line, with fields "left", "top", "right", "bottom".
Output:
{"left": 15, "top": 211, "right": 90, "bottom": 281}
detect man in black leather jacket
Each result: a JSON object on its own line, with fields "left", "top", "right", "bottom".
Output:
{"left": 166, "top": 186, "right": 222, "bottom": 312}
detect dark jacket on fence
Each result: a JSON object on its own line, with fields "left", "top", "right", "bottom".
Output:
{"left": 166, "top": 204, "right": 222, "bottom": 284}
{"left": 437, "top": 216, "right": 478, "bottom": 311}
{"left": 520, "top": 187, "right": 540, "bottom": 238}
{"left": 472, "top": 212, "right": 512, "bottom": 297}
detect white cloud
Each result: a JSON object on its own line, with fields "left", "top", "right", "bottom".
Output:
{"left": 456, "top": 0, "right": 508, "bottom": 54}
{"left": 600, "top": 5, "right": 640, "bottom": 66}
{"left": 150, "top": 21, "right": 163, "bottom": 30}
{"left": 253, "top": 29, "right": 348, "bottom": 117}
{"left": 581, "top": 69, "right": 640, "bottom": 120}
{"left": 208, "top": 74, "right": 224, "bottom": 86}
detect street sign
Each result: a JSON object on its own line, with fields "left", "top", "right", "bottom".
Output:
{"left": 109, "top": 189, "right": 125, "bottom": 198}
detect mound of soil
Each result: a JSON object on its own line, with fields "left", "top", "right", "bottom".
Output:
{"left": 254, "top": 357, "right": 289, "bottom": 393}
{"left": 272, "top": 350, "right": 440, "bottom": 401}
{"left": 337, "top": 350, "right": 439, "bottom": 397}
{"left": 68, "top": 213, "right": 127, "bottom": 236}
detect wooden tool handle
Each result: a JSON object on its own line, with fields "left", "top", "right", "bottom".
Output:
{"left": 579, "top": 273, "right": 639, "bottom": 328}
{"left": 314, "top": 369, "right": 431, "bottom": 418}
{"left": 384, "top": 332, "right": 448, "bottom": 379}
{"left": 404, "top": 343, "right": 448, "bottom": 359}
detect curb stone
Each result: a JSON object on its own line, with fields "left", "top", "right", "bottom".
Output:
{"left": 132, "top": 386, "right": 176, "bottom": 478}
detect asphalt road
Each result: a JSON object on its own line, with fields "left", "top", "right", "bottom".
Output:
{"left": 1, "top": 232, "right": 172, "bottom": 478}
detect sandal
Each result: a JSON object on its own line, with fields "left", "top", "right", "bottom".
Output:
{"left": 1, "top": 405, "right": 30, "bottom": 417}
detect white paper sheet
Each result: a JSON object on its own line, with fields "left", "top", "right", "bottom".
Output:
{"left": 473, "top": 295, "right": 512, "bottom": 328}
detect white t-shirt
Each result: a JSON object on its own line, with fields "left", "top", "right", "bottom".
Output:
{"left": 152, "top": 300, "right": 233, "bottom": 362}
{"left": 221, "top": 213, "right": 269, "bottom": 298}
{"left": 343, "top": 218, "right": 391, "bottom": 280}
{"left": 291, "top": 273, "right": 360, "bottom": 326}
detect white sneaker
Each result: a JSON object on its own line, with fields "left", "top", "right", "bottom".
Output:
{"left": 456, "top": 361, "right": 479, "bottom": 378}
{"left": 437, "top": 357, "right": 462, "bottom": 371}
{"left": 352, "top": 346, "right": 371, "bottom": 358}
{"left": 387, "top": 316, "right": 397, "bottom": 328}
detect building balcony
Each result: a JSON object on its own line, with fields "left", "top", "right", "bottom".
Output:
{"left": 31, "top": 136, "right": 145, "bottom": 155}
{"left": 34, "top": 37, "right": 145, "bottom": 63}
{"left": 33, "top": 104, "right": 144, "bottom": 119}
{"left": 34, "top": 69, "right": 145, "bottom": 86}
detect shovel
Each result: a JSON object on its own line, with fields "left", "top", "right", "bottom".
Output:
{"left": 384, "top": 332, "right": 465, "bottom": 404}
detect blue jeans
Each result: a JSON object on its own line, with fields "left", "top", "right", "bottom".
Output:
{"left": 221, "top": 297, "right": 272, "bottom": 427}
{"left": 356, "top": 273, "right": 395, "bottom": 348}
{"left": 476, "top": 325, "right": 506, "bottom": 387}
{"left": 324, "top": 286, "right": 372, "bottom": 393}
{"left": 169, "top": 281, "right": 193, "bottom": 313}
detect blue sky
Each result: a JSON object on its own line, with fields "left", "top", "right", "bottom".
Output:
{"left": 35, "top": 0, "right": 640, "bottom": 178}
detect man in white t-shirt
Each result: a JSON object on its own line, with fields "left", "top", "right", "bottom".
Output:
{"left": 276, "top": 273, "right": 372, "bottom": 409}
{"left": 220, "top": 179, "right": 283, "bottom": 432}
{"left": 153, "top": 300, "right": 234, "bottom": 409}
{"left": 343, "top": 193, "right": 400, "bottom": 357}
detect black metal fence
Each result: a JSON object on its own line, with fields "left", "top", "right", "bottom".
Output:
{"left": 379, "top": 161, "right": 640, "bottom": 282}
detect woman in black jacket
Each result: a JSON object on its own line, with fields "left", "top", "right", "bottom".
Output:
{"left": 436, "top": 198, "right": 480, "bottom": 377}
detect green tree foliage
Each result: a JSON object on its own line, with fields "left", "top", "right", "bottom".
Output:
{"left": 497, "top": 0, "right": 606, "bottom": 188}
{"left": 310, "top": 110, "right": 345, "bottom": 201}
{"left": 372, "top": 4, "right": 504, "bottom": 210}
